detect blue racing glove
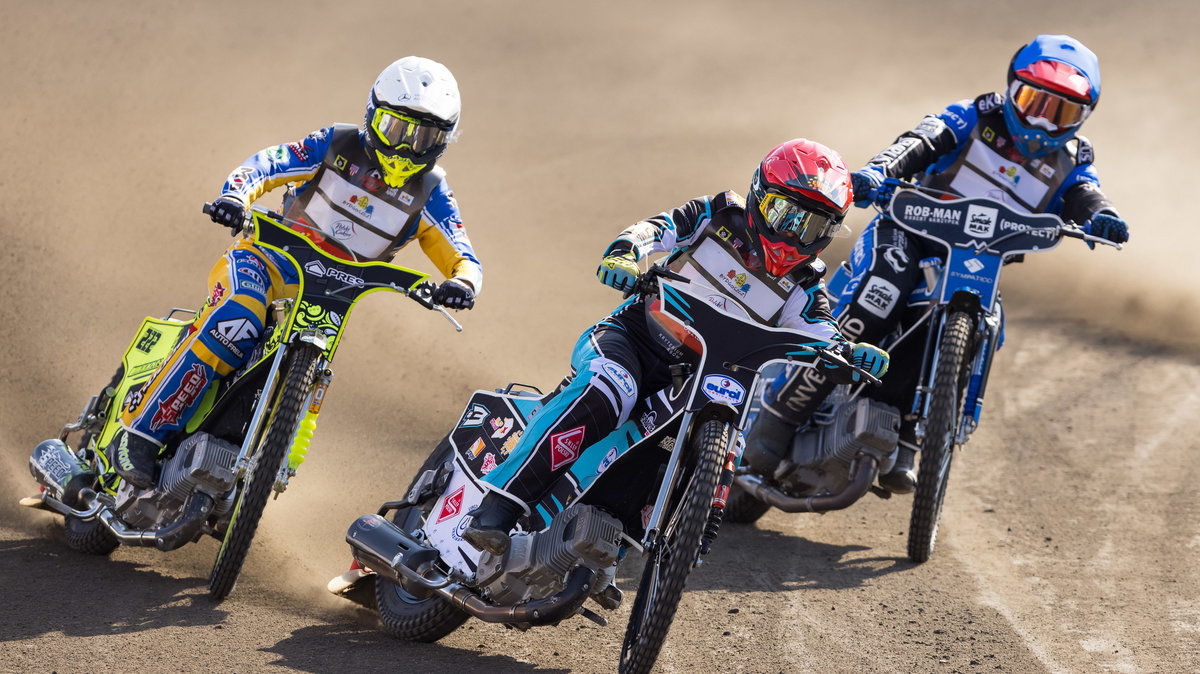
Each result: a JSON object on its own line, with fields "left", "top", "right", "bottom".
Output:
{"left": 1083, "top": 212, "right": 1128, "bottom": 249}
{"left": 850, "top": 168, "right": 885, "bottom": 208}
{"left": 849, "top": 342, "right": 890, "bottom": 382}
{"left": 597, "top": 252, "right": 640, "bottom": 292}
{"left": 432, "top": 279, "right": 475, "bottom": 310}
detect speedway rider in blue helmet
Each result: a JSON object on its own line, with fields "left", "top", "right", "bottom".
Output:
{"left": 744, "top": 35, "right": 1129, "bottom": 494}
{"left": 108, "top": 57, "right": 483, "bottom": 489}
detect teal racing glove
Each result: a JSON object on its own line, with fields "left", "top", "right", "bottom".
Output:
{"left": 849, "top": 342, "right": 890, "bottom": 382}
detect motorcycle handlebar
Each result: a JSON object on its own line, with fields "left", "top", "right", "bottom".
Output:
{"left": 623, "top": 264, "right": 689, "bottom": 299}
{"left": 874, "top": 181, "right": 1123, "bottom": 250}
{"left": 790, "top": 344, "right": 882, "bottom": 387}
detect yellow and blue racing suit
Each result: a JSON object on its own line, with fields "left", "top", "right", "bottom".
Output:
{"left": 120, "top": 124, "right": 482, "bottom": 446}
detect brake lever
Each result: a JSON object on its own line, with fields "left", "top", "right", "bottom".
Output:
{"left": 791, "top": 344, "right": 882, "bottom": 386}
{"left": 405, "top": 281, "right": 463, "bottom": 332}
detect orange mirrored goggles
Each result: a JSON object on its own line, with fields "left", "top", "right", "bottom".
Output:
{"left": 1010, "top": 82, "right": 1091, "bottom": 133}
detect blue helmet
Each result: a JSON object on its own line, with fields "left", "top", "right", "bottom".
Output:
{"left": 1003, "top": 35, "right": 1101, "bottom": 158}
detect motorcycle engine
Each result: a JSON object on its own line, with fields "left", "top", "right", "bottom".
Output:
{"left": 782, "top": 391, "right": 901, "bottom": 494}
{"left": 473, "top": 504, "right": 623, "bottom": 606}
{"left": 115, "top": 432, "right": 240, "bottom": 529}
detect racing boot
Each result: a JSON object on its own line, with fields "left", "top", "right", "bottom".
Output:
{"left": 109, "top": 428, "right": 161, "bottom": 489}
{"left": 461, "top": 491, "right": 524, "bottom": 556}
{"left": 742, "top": 410, "right": 797, "bottom": 476}
{"left": 878, "top": 421, "right": 918, "bottom": 494}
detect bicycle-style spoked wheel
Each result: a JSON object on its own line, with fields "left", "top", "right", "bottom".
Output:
{"left": 620, "top": 419, "right": 726, "bottom": 674}
{"left": 208, "top": 343, "right": 321, "bottom": 600}
{"left": 907, "top": 311, "right": 973, "bottom": 563}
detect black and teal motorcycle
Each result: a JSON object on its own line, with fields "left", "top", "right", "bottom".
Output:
{"left": 22, "top": 206, "right": 460, "bottom": 600}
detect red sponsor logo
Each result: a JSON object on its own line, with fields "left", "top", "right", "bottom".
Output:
{"left": 149, "top": 364, "right": 209, "bottom": 431}
{"left": 286, "top": 142, "right": 310, "bottom": 162}
{"left": 480, "top": 453, "right": 497, "bottom": 474}
{"left": 435, "top": 486, "right": 465, "bottom": 524}
{"left": 207, "top": 282, "right": 226, "bottom": 307}
{"left": 549, "top": 425, "right": 585, "bottom": 471}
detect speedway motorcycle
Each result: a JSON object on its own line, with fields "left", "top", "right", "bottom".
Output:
{"left": 22, "top": 205, "right": 460, "bottom": 600}
{"left": 726, "top": 181, "right": 1122, "bottom": 562}
{"left": 329, "top": 266, "right": 877, "bottom": 674}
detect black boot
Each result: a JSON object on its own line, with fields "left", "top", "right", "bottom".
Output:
{"left": 461, "top": 491, "right": 524, "bottom": 556}
{"left": 742, "top": 410, "right": 797, "bottom": 476}
{"left": 879, "top": 443, "right": 917, "bottom": 495}
{"left": 109, "top": 429, "right": 160, "bottom": 489}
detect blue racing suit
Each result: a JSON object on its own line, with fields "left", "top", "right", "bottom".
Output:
{"left": 120, "top": 125, "right": 482, "bottom": 447}
{"left": 763, "top": 92, "right": 1122, "bottom": 429}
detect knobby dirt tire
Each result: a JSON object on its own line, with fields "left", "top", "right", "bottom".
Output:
{"left": 64, "top": 515, "right": 119, "bottom": 556}
{"left": 907, "top": 311, "right": 973, "bottom": 563}
{"left": 375, "top": 440, "right": 468, "bottom": 642}
{"left": 620, "top": 419, "right": 727, "bottom": 674}
{"left": 722, "top": 483, "right": 771, "bottom": 525}
{"left": 207, "top": 343, "right": 321, "bottom": 600}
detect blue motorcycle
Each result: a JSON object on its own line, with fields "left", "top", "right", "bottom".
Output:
{"left": 730, "top": 181, "right": 1121, "bottom": 563}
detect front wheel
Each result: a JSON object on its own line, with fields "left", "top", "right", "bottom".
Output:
{"left": 207, "top": 343, "right": 321, "bottom": 600}
{"left": 375, "top": 438, "right": 468, "bottom": 642}
{"left": 907, "top": 311, "right": 973, "bottom": 563}
{"left": 620, "top": 419, "right": 727, "bottom": 674}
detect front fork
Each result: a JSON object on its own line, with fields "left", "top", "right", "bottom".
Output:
{"left": 909, "top": 307, "right": 1000, "bottom": 448}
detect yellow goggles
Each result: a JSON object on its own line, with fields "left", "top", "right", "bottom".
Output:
{"left": 758, "top": 191, "right": 842, "bottom": 245}
{"left": 370, "top": 108, "right": 448, "bottom": 156}
{"left": 1010, "top": 82, "right": 1090, "bottom": 134}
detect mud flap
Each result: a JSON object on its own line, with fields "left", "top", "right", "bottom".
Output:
{"left": 98, "top": 317, "right": 190, "bottom": 449}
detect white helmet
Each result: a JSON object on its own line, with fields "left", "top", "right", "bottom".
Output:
{"left": 364, "top": 56, "right": 461, "bottom": 187}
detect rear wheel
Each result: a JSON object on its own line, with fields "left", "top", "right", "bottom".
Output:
{"left": 375, "top": 439, "right": 469, "bottom": 642}
{"left": 721, "top": 483, "right": 771, "bottom": 524}
{"left": 620, "top": 419, "right": 727, "bottom": 674}
{"left": 64, "top": 515, "right": 119, "bottom": 555}
{"left": 907, "top": 311, "right": 973, "bottom": 563}
{"left": 207, "top": 343, "right": 321, "bottom": 600}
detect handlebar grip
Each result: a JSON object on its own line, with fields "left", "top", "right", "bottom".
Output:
{"left": 202, "top": 202, "right": 213, "bottom": 216}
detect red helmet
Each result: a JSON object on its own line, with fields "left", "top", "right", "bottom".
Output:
{"left": 747, "top": 139, "right": 852, "bottom": 276}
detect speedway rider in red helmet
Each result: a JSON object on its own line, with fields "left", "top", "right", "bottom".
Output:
{"left": 745, "top": 35, "right": 1128, "bottom": 494}
{"left": 108, "top": 56, "right": 483, "bottom": 489}
{"left": 462, "top": 139, "right": 891, "bottom": 555}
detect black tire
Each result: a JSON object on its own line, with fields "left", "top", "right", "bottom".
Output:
{"left": 64, "top": 515, "right": 119, "bottom": 555}
{"left": 375, "top": 439, "right": 469, "bottom": 642}
{"left": 620, "top": 419, "right": 727, "bottom": 674}
{"left": 721, "top": 483, "right": 771, "bottom": 525}
{"left": 207, "top": 343, "right": 321, "bottom": 600}
{"left": 907, "top": 311, "right": 973, "bottom": 563}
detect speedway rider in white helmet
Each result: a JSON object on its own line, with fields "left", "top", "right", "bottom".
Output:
{"left": 109, "top": 56, "right": 483, "bottom": 489}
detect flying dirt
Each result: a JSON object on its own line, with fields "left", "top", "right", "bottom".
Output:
{"left": 2, "top": 1, "right": 1197, "bottom": 672}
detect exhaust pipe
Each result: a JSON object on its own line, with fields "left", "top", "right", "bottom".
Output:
{"left": 734, "top": 455, "right": 878, "bottom": 513}
{"left": 28, "top": 439, "right": 95, "bottom": 509}
{"left": 346, "top": 514, "right": 596, "bottom": 625}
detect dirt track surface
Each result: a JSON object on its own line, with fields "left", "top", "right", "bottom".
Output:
{"left": 2, "top": 2, "right": 1198, "bottom": 672}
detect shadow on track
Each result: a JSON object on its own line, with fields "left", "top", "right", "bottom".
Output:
{"left": 0, "top": 535, "right": 224, "bottom": 641}
{"left": 263, "top": 622, "right": 570, "bottom": 674}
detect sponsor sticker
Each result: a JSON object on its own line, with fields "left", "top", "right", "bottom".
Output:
{"left": 702, "top": 375, "right": 746, "bottom": 405}
{"left": 468, "top": 437, "right": 486, "bottom": 457}
{"left": 435, "top": 486, "right": 465, "bottom": 524}
{"left": 489, "top": 417, "right": 514, "bottom": 438}
{"left": 601, "top": 361, "right": 637, "bottom": 397}
{"left": 549, "top": 425, "right": 586, "bottom": 471}
{"left": 501, "top": 431, "right": 521, "bottom": 455}
{"left": 480, "top": 453, "right": 497, "bottom": 474}
{"left": 857, "top": 277, "right": 900, "bottom": 319}
{"left": 460, "top": 403, "right": 488, "bottom": 427}
{"left": 399, "top": 192, "right": 414, "bottom": 206}
{"left": 149, "top": 364, "right": 208, "bottom": 431}
{"left": 964, "top": 204, "right": 999, "bottom": 238}
{"left": 640, "top": 411, "right": 657, "bottom": 434}
{"left": 597, "top": 447, "right": 619, "bottom": 474}
{"left": 963, "top": 258, "right": 985, "bottom": 274}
